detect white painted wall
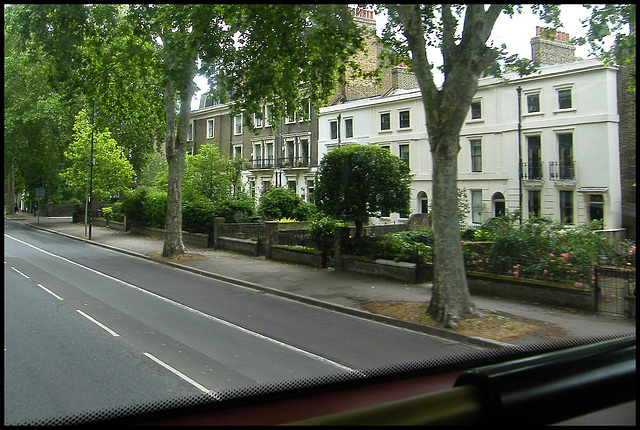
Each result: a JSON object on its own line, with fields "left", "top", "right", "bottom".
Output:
{"left": 318, "top": 60, "right": 622, "bottom": 229}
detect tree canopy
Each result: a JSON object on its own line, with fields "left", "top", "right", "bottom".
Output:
{"left": 60, "top": 110, "right": 135, "bottom": 202}
{"left": 315, "top": 144, "right": 412, "bottom": 237}
{"left": 576, "top": 4, "right": 636, "bottom": 91}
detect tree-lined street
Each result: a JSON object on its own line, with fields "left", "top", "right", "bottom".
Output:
{"left": 4, "top": 219, "right": 481, "bottom": 424}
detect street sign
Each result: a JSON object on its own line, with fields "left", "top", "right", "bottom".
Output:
{"left": 35, "top": 187, "right": 45, "bottom": 199}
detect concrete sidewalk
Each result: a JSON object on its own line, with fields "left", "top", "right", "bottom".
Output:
{"left": 7, "top": 215, "right": 635, "bottom": 347}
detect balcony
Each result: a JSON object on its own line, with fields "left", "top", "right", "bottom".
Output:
{"left": 521, "top": 161, "right": 543, "bottom": 181}
{"left": 549, "top": 160, "right": 575, "bottom": 181}
{"left": 249, "top": 156, "right": 312, "bottom": 170}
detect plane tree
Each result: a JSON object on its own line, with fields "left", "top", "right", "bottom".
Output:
{"left": 378, "top": 4, "right": 562, "bottom": 327}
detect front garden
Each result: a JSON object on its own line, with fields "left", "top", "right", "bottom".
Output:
{"left": 345, "top": 214, "right": 635, "bottom": 288}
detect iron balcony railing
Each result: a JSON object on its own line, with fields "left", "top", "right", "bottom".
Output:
{"left": 549, "top": 160, "right": 575, "bottom": 181}
{"left": 249, "top": 156, "right": 312, "bottom": 170}
{"left": 520, "top": 161, "right": 543, "bottom": 180}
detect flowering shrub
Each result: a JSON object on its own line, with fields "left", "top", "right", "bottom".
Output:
{"left": 463, "top": 218, "right": 636, "bottom": 285}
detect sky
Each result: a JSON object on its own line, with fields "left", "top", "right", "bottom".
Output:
{"left": 191, "top": 5, "right": 599, "bottom": 109}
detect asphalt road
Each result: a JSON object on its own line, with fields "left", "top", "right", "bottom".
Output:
{"left": 4, "top": 220, "right": 482, "bottom": 424}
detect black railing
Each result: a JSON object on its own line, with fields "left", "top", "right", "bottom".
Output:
{"left": 549, "top": 160, "right": 575, "bottom": 180}
{"left": 521, "top": 161, "right": 543, "bottom": 180}
{"left": 249, "top": 156, "right": 311, "bottom": 169}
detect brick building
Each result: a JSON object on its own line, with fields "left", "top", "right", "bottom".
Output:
{"left": 188, "top": 7, "right": 417, "bottom": 203}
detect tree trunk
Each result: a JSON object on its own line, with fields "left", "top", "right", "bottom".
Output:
{"left": 162, "top": 79, "right": 189, "bottom": 258}
{"left": 427, "top": 135, "right": 480, "bottom": 328}
{"left": 6, "top": 161, "right": 16, "bottom": 215}
{"left": 391, "top": 4, "right": 498, "bottom": 327}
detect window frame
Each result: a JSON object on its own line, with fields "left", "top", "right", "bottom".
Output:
{"left": 398, "top": 110, "right": 410, "bottom": 129}
{"left": 557, "top": 88, "right": 572, "bottom": 110}
{"left": 399, "top": 143, "right": 409, "bottom": 166}
{"left": 470, "top": 100, "right": 482, "bottom": 120}
{"left": 528, "top": 189, "right": 541, "bottom": 218}
{"left": 234, "top": 114, "right": 243, "bottom": 136}
{"left": 329, "top": 120, "right": 338, "bottom": 140}
{"left": 206, "top": 118, "right": 215, "bottom": 139}
{"left": 560, "top": 190, "right": 574, "bottom": 224}
{"left": 344, "top": 117, "right": 353, "bottom": 138}
{"left": 254, "top": 109, "right": 264, "bottom": 128}
{"left": 526, "top": 93, "right": 541, "bottom": 113}
{"left": 379, "top": 112, "right": 391, "bottom": 131}
{"left": 470, "top": 139, "right": 482, "bottom": 172}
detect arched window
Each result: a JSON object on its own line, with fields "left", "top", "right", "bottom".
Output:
{"left": 417, "top": 191, "right": 428, "bottom": 214}
{"left": 492, "top": 192, "right": 506, "bottom": 218}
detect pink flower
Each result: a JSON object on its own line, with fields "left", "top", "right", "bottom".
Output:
{"left": 549, "top": 253, "right": 554, "bottom": 257}
{"left": 574, "top": 282, "right": 583, "bottom": 287}
{"left": 561, "top": 253, "right": 570, "bottom": 259}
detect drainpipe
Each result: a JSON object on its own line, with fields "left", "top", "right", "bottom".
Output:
{"left": 516, "top": 86, "right": 523, "bottom": 224}
{"left": 337, "top": 114, "right": 341, "bottom": 148}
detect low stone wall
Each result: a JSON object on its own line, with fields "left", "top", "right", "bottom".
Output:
{"left": 129, "top": 225, "right": 208, "bottom": 249}
{"left": 340, "top": 255, "right": 432, "bottom": 283}
{"left": 217, "top": 237, "right": 262, "bottom": 256}
{"left": 91, "top": 219, "right": 125, "bottom": 231}
{"left": 466, "top": 271, "right": 595, "bottom": 312}
{"left": 269, "top": 245, "right": 324, "bottom": 268}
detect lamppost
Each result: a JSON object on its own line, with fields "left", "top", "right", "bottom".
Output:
{"left": 89, "top": 100, "right": 95, "bottom": 240}
{"left": 516, "top": 86, "right": 523, "bottom": 224}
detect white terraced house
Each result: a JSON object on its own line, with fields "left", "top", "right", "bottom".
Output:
{"left": 318, "top": 58, "right": 623, "bottom": 230}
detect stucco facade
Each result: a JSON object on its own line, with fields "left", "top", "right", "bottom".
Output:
{"left": 318, "top": 60, "right": 624, "bottom": 230}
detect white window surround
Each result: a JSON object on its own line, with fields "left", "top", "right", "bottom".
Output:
{"left": 234, "top": 114, "right": 243, "bottom": 135}
{"left": 553, "top": 84, "right": 575, "bottom": 113}
{"left": 379, "top": 111, "right": 391, "bottom": 132}
{"left": 233, "top": 144, "right": 242, "bottom": 158}
{"left": 470, "top": 99, "right": 482, "bottom": 120}
{"left": 254, "top": 111, "right": 263, "bottom": 128}
{"left": 264, "top": 106, "right": 272, "bottom": 127}
{"left": 206, "top": 118, "right": 215, "bottom": 139}
{"left": 299, "top": 101, "right": 311, "bottom": 122}
{"left": 398, "top": 109, "right": 411, "bottom": 130}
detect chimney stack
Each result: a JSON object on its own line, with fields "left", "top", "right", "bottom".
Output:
{"left": 531, "top": 26, "right": 575, "bottom": 65}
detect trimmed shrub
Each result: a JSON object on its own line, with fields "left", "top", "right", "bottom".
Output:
{"left": 258, "top": 187, "right": 305, "bottom": 221}
{"left": 213, "top": 193, "right": 256, "bottom": 223}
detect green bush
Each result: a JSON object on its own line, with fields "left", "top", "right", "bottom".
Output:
{"left": 213, "top": 193, "right": 256, "bottom": 223}
{"left": 109, "top": 201, "right": 125, "bottom": 222}
{"left": 120, "top": 188, "right": 148, "bottom": 222}
{"left": 258, "top": 187, "right": 306, "bottom": 221}
{"left": 308, "top": 216, "right": 345, "bottom": 254}
{"left": 292, "top": 201, "right": 319, "bottom": 221}
{"left": 143, "top": 189, "right": 167, "bottom": 228}
{"left": 183, "top": 195, "right": 216, "bottom": 233}
{"left": 348, "top": 230, "right": 433, "bottom": 264}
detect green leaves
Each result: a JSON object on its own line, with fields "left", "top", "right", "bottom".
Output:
{"left": 60, "top": 110, "right": 135, "bottom": 201}
{"left": 315, "top": 144, "right": 412, "bottom": 225}
{"left": 211, "top": 4, "right": 364, "bottom": 125}
{"left": 183, "top": 144, "right": 233, "bottom": 203}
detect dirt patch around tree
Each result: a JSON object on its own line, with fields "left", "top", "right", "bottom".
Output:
{"left": 147, "top": 251, "right": 208, "bottom": 263}
{"left": 362, "top": 301, "right": 567, "bottom": 343}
